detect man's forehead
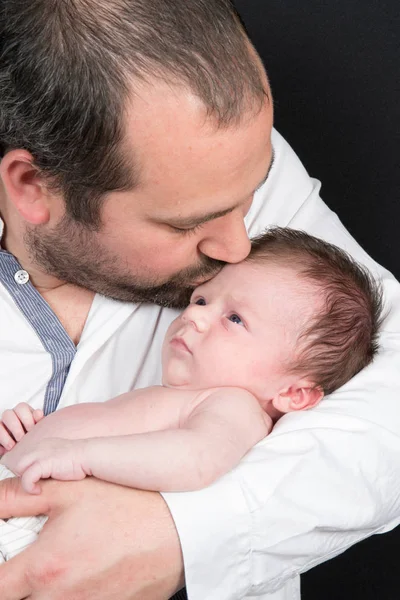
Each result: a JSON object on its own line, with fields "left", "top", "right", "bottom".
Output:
{"left": 123, "top": 80, "right": 274, "bottom": 205}
{"left": 149, "top": 147, "right": 274, "bottom": 228}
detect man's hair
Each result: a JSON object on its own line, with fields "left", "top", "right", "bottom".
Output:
{"left": 248, "top": 227, "right": 385, "bottom": 395}
{"left": 0, "top": 0, "right": 267, "bottom": 227}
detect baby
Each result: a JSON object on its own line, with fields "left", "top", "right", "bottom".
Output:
{"left": 0, "top": 227, "right": 383, "bottom": 560}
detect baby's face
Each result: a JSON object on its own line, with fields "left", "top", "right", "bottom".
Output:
{"left": 162, "top": 260, "right": 319, "bottom": 400}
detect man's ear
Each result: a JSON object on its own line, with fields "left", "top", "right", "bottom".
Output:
{"left": 0, "top": 150, "right": 50, "bottom": 224}
{"left": 272, "top": 379, "right": 324, "bottom": 414}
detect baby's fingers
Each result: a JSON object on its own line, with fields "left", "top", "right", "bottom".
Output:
{"left": 1, "top": 410, "right": 25, "bottom": 442}
{"left": 0, "top": 443, "right": 10, "bottom": 457}
{"left": 0, "top": 423, "right": 16, "bottom": 451}
{"left": 13, "top": 403, "right": 38, "bottom": 432}
{"left": 20, "top": 462, "right": 43, "bottom": 495}
{"left": 32, "top": 408, "right": 44, "bottom": 424}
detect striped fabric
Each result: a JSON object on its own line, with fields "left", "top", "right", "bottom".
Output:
{"left": 0, "top": 250, "right": 76, "bottom": 416}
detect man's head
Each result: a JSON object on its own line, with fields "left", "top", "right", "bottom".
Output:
{"left": 0, "top": 0, "right": 273, "bottom": 306}
{"left": 162, "top": 228, "right": 384, "bottom": 417}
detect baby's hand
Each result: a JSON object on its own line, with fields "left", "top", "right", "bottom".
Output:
{"left": 0, "top": 403, "right": 44, "bottom": 454}
{"left": 1, "top": 437, "right": 88, "bottom": 494}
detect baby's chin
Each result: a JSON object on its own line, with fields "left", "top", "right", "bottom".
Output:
{"left": 162, "top": 371, "right": 207, "bottom": 390}
{"left": 161, "top": 357, "right": 220, "bottom": 390}
{"left": 162, "top": 376, "right": 196, "bottom": 389}
{"left": 161, "top": 367, "right": 191, "bottom": 388}
{"left": 161, "top": 356, "right": 195, "bottom": 388}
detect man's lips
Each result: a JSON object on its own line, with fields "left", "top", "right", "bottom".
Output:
{"left": 170, "top": 336, "right": 192, "bottom": 354}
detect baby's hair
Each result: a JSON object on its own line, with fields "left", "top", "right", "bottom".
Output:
{"left": 247, "top": 227, "right": 385, "bottom": 394}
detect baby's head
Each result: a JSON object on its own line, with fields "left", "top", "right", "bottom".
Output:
{"left": 162, "top": 227, "right": 384, "bottom": 418}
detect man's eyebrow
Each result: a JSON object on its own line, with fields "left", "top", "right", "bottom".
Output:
{"left": 162, "top": 147, "right": 276, "bottom": 229}
{"left": 166, "top": 206, "right": 237, "bottom": 229}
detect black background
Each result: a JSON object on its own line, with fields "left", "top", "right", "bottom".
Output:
{"left": 235, "top": 0, "right": 399, "bottom": 279}
{"left": 234, "top": 1, "right": 399, "bottom": 598}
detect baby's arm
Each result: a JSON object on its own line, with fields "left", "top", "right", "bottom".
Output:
{"left": 1, "top": 387, "right": 185, "bottom": 483}
{"left": 0, "top": 403, "right": 44, "bottom": 454}
{"left": 0, "top": 387, "right": 181, "bottom": 463}
{"left": 4, "top": 388, "right": 272, "bottom": 494}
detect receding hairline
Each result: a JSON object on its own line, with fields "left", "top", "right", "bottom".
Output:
{"left": 0, "top": 0, "right": 272, "bottom": 226}
{"left": 122, "top": 37, "right": 272, "bottom": 131}
{"left": 117, "top": 63, "right": 273, "bottom": 193}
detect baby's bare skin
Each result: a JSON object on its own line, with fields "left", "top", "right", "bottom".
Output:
{"left": 1, "top": 258, "right": 324, "bottom": 494}
{"left": 2, "top": 386, "right": 271, "bottom": 494}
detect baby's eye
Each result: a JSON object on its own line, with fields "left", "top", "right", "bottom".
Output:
{"left": 228, "top": 313, "right": 243, "bottom": 326}
{"left": 194, "top": 297, "right": 206, "bottom": 306}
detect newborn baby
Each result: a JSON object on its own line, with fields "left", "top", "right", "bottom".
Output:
{"left": 0, "top": 227, "right": 383, "bottom": 561}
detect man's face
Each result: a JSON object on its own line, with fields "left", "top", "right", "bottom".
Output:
{"left": 27, "top": 81, "right": 274, "bottom": 306}
{"left": 162, "top": 261, "right": 320, "bottom": 400}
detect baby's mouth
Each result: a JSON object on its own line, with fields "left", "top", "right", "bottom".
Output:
{"left": 170, "top": 336, "right": 192, "bottom": 354}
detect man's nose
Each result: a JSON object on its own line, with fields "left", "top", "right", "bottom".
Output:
{"left": 197, "top": 208, "right": 251, "bottom": 264}
{"left": 181, "top": 304, "right": 210, "bottom": 333}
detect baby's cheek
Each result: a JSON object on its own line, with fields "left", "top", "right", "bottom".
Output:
{"left": 239, "top": 353, "right": 267, "bottom": 382}
{"left": 202, "top": 352, "right": 242, "bottom": 386}
{"left": 250, "top": 359, "right": 286, "bottom": 398}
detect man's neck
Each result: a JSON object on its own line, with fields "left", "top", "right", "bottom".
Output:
{"left": 0, "top": 200, "right": 96, "bottom": 344}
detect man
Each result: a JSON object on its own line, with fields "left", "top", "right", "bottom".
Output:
{"left": 0, "top": 1, "right": 399, "bottom": 599}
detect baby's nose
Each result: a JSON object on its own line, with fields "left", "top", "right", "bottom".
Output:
{"left": 181, "top": 305, "right": 209, "bottom": 333}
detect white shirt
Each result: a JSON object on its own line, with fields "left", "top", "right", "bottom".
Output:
{"left": 1, "top": 129, "right": 400, "bottom": 600}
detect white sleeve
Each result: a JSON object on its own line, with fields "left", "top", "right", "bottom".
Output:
{"left": 162, "top": 129, "right": 400, "bottom": 600}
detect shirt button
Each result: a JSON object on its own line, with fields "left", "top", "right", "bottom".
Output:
{"left": 14, "top": 270, "right": 30, "bottom": 285}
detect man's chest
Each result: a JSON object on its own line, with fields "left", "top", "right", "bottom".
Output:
{"left": 39, "top": 284, "right": 95, "bottom": 345}
{"left": 0, "top": 285, "right": 179, "bottom": 413}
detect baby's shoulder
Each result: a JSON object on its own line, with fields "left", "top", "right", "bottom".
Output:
{"left": 136, "top": 385, "right": 200, "bottom": 413}
{"left": 184, "top": 387, "right": 272, "bottom": 437}
{"left": 186, "top": 386, "right": 262, "bottom": 417}
{"left": 201, "top": 386, "right": 260, "bottom": 404}
{"left": 138, "top": 385, "right": 198, "bottom": 401}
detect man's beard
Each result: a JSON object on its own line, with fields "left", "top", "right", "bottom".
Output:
{"left": 24, "top": 215, "right": 224, "bottom": 308}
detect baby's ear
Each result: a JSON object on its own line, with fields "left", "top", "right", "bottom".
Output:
{"left": 272, "top": 379, "right": 324, "bottom": 414}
